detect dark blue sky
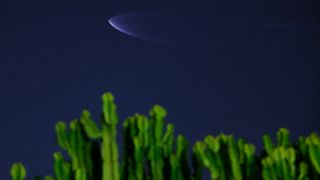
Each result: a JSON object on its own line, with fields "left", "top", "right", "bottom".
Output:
{"left": 0, "top": 0, "right": 319, "bottom": 179}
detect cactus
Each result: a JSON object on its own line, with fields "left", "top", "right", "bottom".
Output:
{"left": 307, "top": 133, "right": 320, "bottom": 173}
{"left": 176, "top": 134, "right": 191, "bottom": 180}
{"left": 169, "top": 154, "right": 180, "bottom": 180}
{"left": 244, "top": 143, "right": 256, "bottom": 178}
{"left": 75, "top": 169, "right": 86, "bottom": 180}
{"left": 298, "top": 162, "right": 308, "bottom": 180}
{"left": 122, "top": 114, "right": 149, "bottom": 180}
{"left": 263, "top": 134, "right": 274, "bottom": 156}
{"left": 9, "top": 92, "right": 320, "bottom": 180}
{"left": 53, "top": 152, "right": 72, "bottom": 180}
{"left": 80, "top": 110, "right": 101, "bottom": 139}
{"left": 146, "top": 105, "right": 167, "bottom": 180}
{"left": 204, "top": 135, "right": 226, "bottom": 180}
{"left": 191, "top": 142, "right": 204, "bottom": 180}
{"left": 228, "top": 135, "right": 243, "bottom": 180}
{"left": 262, "top": 157, "right": 277, "bottom": 180}
{"left": 101, "top": 92, "right": 120, "bottom": 180}
{"left": 11, "top": 163, "right": 26, "bottom": 180}
{"left": 277, "top": 128, "right": 290, "bottom": 148}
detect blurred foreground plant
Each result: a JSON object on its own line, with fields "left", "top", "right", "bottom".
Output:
{"left": 11, "top": 92, "right": 320, "bottom": 180}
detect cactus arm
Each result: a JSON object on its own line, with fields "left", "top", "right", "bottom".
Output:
{"left": 80, "top": 110, "right": 101, "bottom": 139}
{"left": 263, "top": 134, "right": 274, "bottom": 156}
{"left": 55, "top": 121, "right": 69, "bottom": 150}
{"left": 53, "top": 152, "right": 65, "bottom": 180}
{"left": 277, "top": 128, "right": 290, "bottom": 148}
{"left": 297, "top": 162, "right": 308, "bottom": 180}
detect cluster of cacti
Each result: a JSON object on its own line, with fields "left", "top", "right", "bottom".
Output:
{"left": 192, "top": 134, "right": 258, "bottom": 180}
{"left": 261, "top": 129, "right": 320, "bottom": 180}
{"left": 53, "top": 93, "right": 120, "bottom": 180}
{"left": 121, "top": 105, "right": 192, "bottom": 180}
{"left": 10, "top": 92, "right": 320, "bottom": 180}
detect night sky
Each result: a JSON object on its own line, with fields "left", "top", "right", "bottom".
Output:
{"left": 1, "top": 0, "right": 320, "bottom": 179}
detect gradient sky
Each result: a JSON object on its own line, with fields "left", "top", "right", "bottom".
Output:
{"left": 1, "top": 0, "right": 319, "bottom": 179}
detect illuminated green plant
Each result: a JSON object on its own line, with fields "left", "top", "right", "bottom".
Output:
{"left": 10, "top": 163, "right": 26, "bottom": 180}
{"left": 10, "top": 92, "right": 320, "bottom": 180}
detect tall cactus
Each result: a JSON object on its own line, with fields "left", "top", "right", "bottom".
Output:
{"left": 55, "top": 119, "right": 94, "bottom": 179}
{"left": 122, "top": 114, "right": 149, "bottom": 180}
{"left": 204, "top": 135, "right": 226, "bottom": 180}
{"left": 53, "top": 152, "right": 71, "bottom": 180}
{"left": 243, "top": 143, "right": 256, "bottom": 178}
{"left": 147, "top": 105, "right": 167, "bottom": 180}
{"left": 101, "top": 92, "right": 120, "bottom": 180}
{"left": 228, "top": 135, "right": 243, "bottom": 180}
{"left": 277, "top": 128, "right": 290, "bottom": 148}
{"left": 191, "top": 142, "right": 204, "bottom": 180}
{"left": 176, "top": 134, "right": 191, "bottom": 180}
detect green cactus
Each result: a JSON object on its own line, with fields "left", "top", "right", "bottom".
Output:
{"left": 162, "top": 123, "right": 174, "bottom": 157}
{"left": 11, "top": 163, "right": 26, "bottom": 180}
{"left": 54, "top": 152, "right": 72, "bottom": 180}
{"left": 101, "top": 92, "right": 120, "bottom": 180}
{"left": 133, "top": 137, "right": 144, "bottom": 180}
{"left": 149, "top": 105, "right": 166, "bottom": 143}
{"left": 176, "top": 134, "right": 191, "bottom": 180}
{"left": 146, "top": 105, "right": 168, "bottom": 180}
{"left": 298, "top": 136, "right": 308, "bottom": 157}
{"left": 277, "top": 128, "right": 290, "bottom": 148}
{"left": 191, "top": 142, "right": 204, "bottom": 180}
{"left": 75, "top": 169, "right": 86, "bottom": 180}
{"left": 69, "top": 119, "right": 85, "bottom": 170}
{"left": 80, "top": 110, "right": 101, "bottom": 139}
{"left": 148, "top": 144, "right": 164, "bottom": 180}
{"left": 55, "top": 121, "right": 69, "bottom": 150}
{"left": 243, "top": 143, "right": 255, "bottom": 178}
{"left": 263, "top": 134, "right": 274, "bottom": 156}
{"left": 262, "top": 157, "right": 277, "bottom": 180}
{"left": 237, "top": 138, "right": 246, "bottom": 164}
{"left": 136, "top": 114, "right": 149, "bottom": 149}
{"left": 297, "top": 162, "right": 308, "bottom": 180}
{"left": 8, "top": 92, "right": 320, "bottom": 180}
{"left": 169, "top": 154, "right": 181, "bottom": 180}
{"left": 307, "top": 133, "right": 320, "bottom": 174}
{"left": 228, "top": 135, "right": 243, "bottom": 180}
{"left": 204, "top": 135, "right": 225, "bottom": 180}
